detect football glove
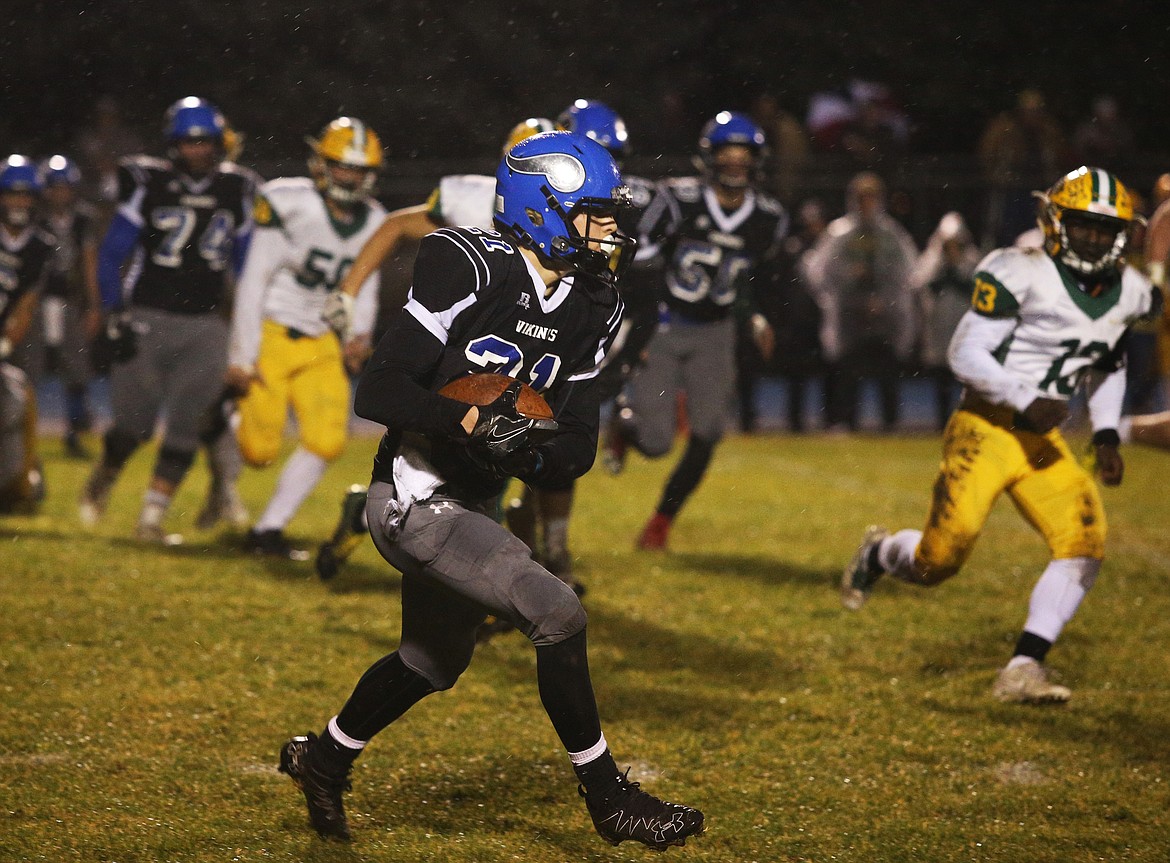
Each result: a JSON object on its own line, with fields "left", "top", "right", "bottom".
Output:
{"left": 90, "top": 311, "right": 138, "bottom": 373}
{"left": 322, "top": 291, "right": 354, "bottom": 342}
{"left": 466, "top": 380, "right": 558, "bottom": 462}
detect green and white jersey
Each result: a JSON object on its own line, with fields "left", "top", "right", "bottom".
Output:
{"left": 951, "top": 246, "right": 1155, "bottom": 409}
{"left": 427, "top": 174, "right": 496, "bottom": 231}
{"left": 229, "top": 177, "right": 387, "bottom": 367}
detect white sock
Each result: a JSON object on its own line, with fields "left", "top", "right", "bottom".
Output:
{"left": 139, "top": 488, "right": 172, "bottom": 527}
{"left": 878, "top": 529, "right": 923, "bottom": 580}
{"left": 568, "top": 733, "right": 608, "bottom": 766}
{"left": 543, "top": 516, "right": 570, "bottom": 559}
{"left": 255, "top": 447, "right": 328, "bottom": 531}
{"left": 1022, "top": 557, "right": 1100, "bottom": 643}
{"left": 327, "top": 715, "right": 367, "bottom": 751}
{"left": 1118, "top": 416, "right": 1132, "bottom": 444}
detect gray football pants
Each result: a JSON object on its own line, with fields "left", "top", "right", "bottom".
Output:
{"left": 110, "top": 307, "right": 228, "bottom": 454}
{"left": 366, "top": 480, "right": 587, "bottom": 690}
{"left": 0, "top": 362, "right": 31, "bottom": 493}
{"left": 626, "top": 316, "right": 736, "bottom": 453}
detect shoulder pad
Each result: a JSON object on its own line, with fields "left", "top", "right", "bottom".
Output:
{"left": 754, "top": 191, "right": 785, "bottom": 218}
{"left": 667, "top": 177, "right": 704, "bottom": 203}
{"left": 971, "top": 248, "right": 1026, "bottom": 317}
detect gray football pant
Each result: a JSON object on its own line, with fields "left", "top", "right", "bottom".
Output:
{"left": 366, "top": 480, "right": 586, "bottom": 690}
{"left": 626, "top": 316, "right": 736, "bottom": 453}
{"left": 110, "top": 307, "right": 228, "bottom": 455}
{"left": 0, "top": 363, "right": 31, "bottom": 492}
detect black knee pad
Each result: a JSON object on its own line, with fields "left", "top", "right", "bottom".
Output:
{"left": 103, "top": 427, "right": 143, "bottom": 469}
{"left": 523, "top": 574, "right": 587, "bottom": 647}
{"left": 155, "top": 445, "right": 197, "bottom": 486}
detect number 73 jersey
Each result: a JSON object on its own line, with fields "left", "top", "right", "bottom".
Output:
{"left": 969, "top": 246, "right": 1157, "bottom": 397}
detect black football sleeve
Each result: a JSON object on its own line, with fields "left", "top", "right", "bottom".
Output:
{"left": 353, "top": 311, "right": 470, "bottom": 437}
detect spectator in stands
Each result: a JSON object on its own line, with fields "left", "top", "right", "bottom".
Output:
{"left": 911, "top": 212, "right": 981, "bottom": 430}
{"left": 73, "top": 96, "right": 144, "bottom": 208}
{"left": 765, "top": 198, "right": 829, "bottom": 432}
{"left": 802, "top": 172, "right": 919, "bottom": 432}
{"left": 750, "top": 92, "right": 809, "bottom": 204}
{"left": 978, "top": 89, "right": 1068, "bottom": 247}
{"left": 806, "top": 79, "right": 911, "bottom": 170}
{"left": 1072, "top": 96, "right": 1135, "bottom": 171}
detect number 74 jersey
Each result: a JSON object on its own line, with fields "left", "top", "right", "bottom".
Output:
{"left": 969, "top": 246, "right": 1157, "bottom": 397}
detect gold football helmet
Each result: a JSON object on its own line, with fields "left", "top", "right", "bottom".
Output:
{"left": 501, "top": 117, "right": 555, "bottom": 156}
{"left": 306, "top": 117, "right": 383, "bottom": 204}
{"left": 1035, "top": 166, "right": 1138, "bottom": 275}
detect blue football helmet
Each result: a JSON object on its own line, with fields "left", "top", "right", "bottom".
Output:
{"left": 494, "top": 131, "right": 636, "bottom": 286}
{"left": 556, "top": 99, "right": 629, "bottom": 158}
{"left": 697, "top": 111, "right": 767, "bottom": 189}
{"left": 164, "top": 96, "right": 227, "bottom": 142}
{"left": 0, "top": 155, "right": 42, "bottom": 193}
{"left": 38, "top": 154, "right": 82, "bottom": 187}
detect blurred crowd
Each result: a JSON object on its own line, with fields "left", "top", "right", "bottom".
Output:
{"left": 4, "top": 82, "right": 1168, "bottom": 444}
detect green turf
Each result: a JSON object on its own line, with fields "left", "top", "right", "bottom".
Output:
{"left": 2, "top": 432, "right": 1167, "bottom": 862}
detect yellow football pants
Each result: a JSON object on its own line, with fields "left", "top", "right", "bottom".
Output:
{"left": 237, "top": 321, "right": 350, "bottom": 467}
{"left": 914, "top": 405, "right": 1106, "bottom": 584}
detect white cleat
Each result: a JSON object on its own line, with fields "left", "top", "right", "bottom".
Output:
{"left": 992, "top": 660, "right": 1071, "bottom": 704}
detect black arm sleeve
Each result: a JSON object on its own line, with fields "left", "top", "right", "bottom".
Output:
{"left": 527, "top": 374, "right": 603, "bottom": 489}
{"left": 353, "top": 311, "right": 470, "bottom": 437}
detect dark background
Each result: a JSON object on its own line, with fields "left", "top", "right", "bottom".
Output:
{"left": 2, "top": 0, "right": 1167, "bottom": 241}
{"left": 4, "top": 2, "right": 1166, "bottom": 158}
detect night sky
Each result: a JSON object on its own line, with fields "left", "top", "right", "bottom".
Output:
{"left": 3, "top": 2, "right": 1166, "bottom": 161}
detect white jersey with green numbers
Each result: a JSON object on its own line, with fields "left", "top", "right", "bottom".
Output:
{"left": 229, "top": 177, "right": 387, "bottom": 367}
{"left": 968, "top": 246, "right": 1155, "bottom": 400}
{"left": 427, "top": 174, "right": 496, "bottom": 230}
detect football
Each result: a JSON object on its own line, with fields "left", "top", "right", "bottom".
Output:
{"left": 438, "top": 373, "right": 554, "bottom": 420}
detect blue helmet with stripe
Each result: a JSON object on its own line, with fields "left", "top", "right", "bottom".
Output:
{"left": 494, "top": 131, "right": 636, "bottom": 286}
{"left": 163, "top": 96, "right": 227, "bottom": 143}
{"left": 697, "top": 111, "right": 767, "bottom": 189}
{"left": 556, "top": 99, "right": 629, "bottom": 158}
{"left": 0, "top": 155, "right": 42, "bottom": 193}
{"left": 38, "top": 154, "right": 82, "bottom": 187}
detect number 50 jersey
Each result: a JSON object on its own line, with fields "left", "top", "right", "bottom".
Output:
{"left": 640, "top": 177, "right": 788, "bottom": 322}
{"left": 114, "top": 155, "right": 259, "bottom": 313}
{"left": 969, "top": 246, "right": 1157, "bottom": 398}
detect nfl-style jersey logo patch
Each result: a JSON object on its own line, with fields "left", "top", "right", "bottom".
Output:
{"left": 516, "top": 292, "right": 531, "bottom": 310}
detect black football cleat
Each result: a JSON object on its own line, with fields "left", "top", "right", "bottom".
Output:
{"left": 581, "top": 770, "right": 705, "bottom": 851}
{"left": 315, "top": 485, "right": 368, "bottom": 580}
{"left": 279, "top": 733, "right": 353, "bottom": 841}
{"left": 245, "top": 528, "right": 310, "bottom": 561}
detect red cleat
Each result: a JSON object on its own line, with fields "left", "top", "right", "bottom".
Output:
{"left": 636, "top": 513, "right": 672, "bottom": 550}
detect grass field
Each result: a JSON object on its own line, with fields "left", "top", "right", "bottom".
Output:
{"left": 2, "top": 431, "right": 1168, "bottom": 862}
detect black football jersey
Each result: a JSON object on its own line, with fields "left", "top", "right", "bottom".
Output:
{"left": 368, "top": 226, "right": 623, "bottom": 493}
{"left": 115, "top": 155, "right": 259, "bottom": 313}
{"left": 41, "top": 202, "right": 99, "bottom": 302}
{"left": 410, "top": 227, "right": 622, "bottom": 395}
{"left": 640, "top": 177, "right": 788, "bottom": 322}
{"left": 0, "top": 225, "right": 56, "bottom": 333}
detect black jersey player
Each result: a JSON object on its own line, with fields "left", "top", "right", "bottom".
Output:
{"left": 607, "top": 112, "right": 788, "bottom": 550}
{"left": 277, "top": 131, "right": 705, "bottom": 851}
{"left": 0, "top": 156, "right": 55, "bottom": 512}
{"left": 80, "top": 96, "right": 258, "bottom": 543}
